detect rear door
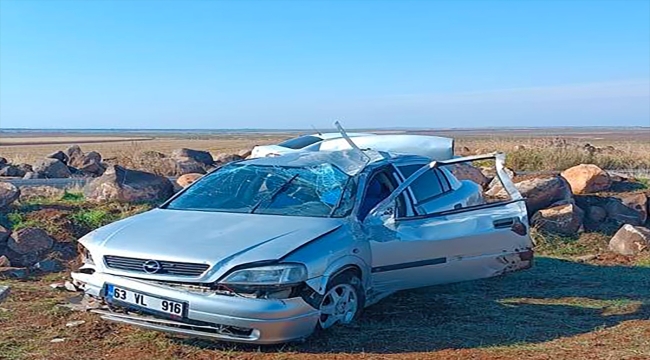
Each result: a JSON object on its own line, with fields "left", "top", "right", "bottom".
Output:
{"left": 365, "top": 153, "right": 533, "bottom": 295}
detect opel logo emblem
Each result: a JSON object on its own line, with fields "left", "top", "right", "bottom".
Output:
{"left": 143, "top": 260, "right": 162, "bottom": 274}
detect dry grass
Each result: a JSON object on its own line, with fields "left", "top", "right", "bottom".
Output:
{"left": 1, "top": 129, "right": 649, "bottom": 173}
{"left": 1, "top": 183, "right": 650, "bottom": 359}
{"left": 2, "top": 257, "right": 649, "bottom": 360}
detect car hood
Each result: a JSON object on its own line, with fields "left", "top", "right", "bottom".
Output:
{"left": 82, "top": 209, "right": 343, "bottom": 281}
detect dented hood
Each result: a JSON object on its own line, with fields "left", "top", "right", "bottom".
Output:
{"left": 81, "top": 208, "right": 343, "bottom": 282}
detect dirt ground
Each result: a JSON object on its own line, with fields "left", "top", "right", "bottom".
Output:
{"left": 2, "top": 256, "right": 650, "bottom": 360}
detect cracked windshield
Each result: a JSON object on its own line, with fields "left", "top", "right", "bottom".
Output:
{"left": 166, "top": 163, "right": 354, "bottom": 217}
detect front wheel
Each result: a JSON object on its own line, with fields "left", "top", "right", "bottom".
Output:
{"left": 317, "top": 272, "right": 364, "bottom": 329}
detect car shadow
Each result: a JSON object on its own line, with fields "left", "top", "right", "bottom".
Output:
{"left": 176, "top": 257, "right": 650, "bottom": 354}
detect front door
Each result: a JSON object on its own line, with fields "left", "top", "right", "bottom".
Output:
{"left": 365, "top": 155, "right": 532, "bottom": 296}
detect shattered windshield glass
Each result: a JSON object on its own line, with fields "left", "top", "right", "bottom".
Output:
{"left": 165, "top": 163, "right": 355, "bottom": 217}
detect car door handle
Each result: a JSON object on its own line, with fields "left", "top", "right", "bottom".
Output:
{"left": 493, "top": 218, "right": 516, "bottom": 229}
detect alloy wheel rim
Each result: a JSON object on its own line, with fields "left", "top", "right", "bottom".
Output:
{"left": 318, "top": 283, "right": 358, "bottom": 329}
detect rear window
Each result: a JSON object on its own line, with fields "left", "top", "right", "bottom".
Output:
{"left": 278, "top": 135, "right": 322, "bottom": 149}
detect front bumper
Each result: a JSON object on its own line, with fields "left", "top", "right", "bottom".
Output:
{"left": 71, "top": 271, "right": 320, "bottom": 344}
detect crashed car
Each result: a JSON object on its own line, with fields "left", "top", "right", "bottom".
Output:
{"left": 72, "top": 149, "right": 533, "bottom": 344}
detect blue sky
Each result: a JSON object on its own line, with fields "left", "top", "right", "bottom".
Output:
{"left": 1, "top": 0, "right": 649, "bottom": 129}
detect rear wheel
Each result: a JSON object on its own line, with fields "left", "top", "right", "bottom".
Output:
{"left": 317, "top": 272, "right": 364, "bottom": 329}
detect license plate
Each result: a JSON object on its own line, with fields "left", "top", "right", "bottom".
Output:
{"left": 106, "top": 284, "right": 186, "bottom": 318}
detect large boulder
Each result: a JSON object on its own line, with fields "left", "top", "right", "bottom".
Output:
{"left": 132, "top": 151, "right": 178, "bottom": 176}
{"left": 84, "top": 165, "right": 174, "bottom": 203}
{"left": 489, "top": 176, "right": 573, "bottom": 215}
{"left": 0, "top": 182, "right": 20, "bottom": 209}
{"left": 69, "top": 150, "right": 104, "bottom": 176}
{"left": 531, "top": 203, "right": 584, "bottom": 236}
{"left": 561, "top": 164, "right": 611, "bottom": 194}
{"left": 47, "top": 151, "right": 69, "bottom": 164}
{"left": 7, "top": 227, "right": 54, "bottom": 255}
{"left": 604, "top": 193, "right": 648, "bottom": 226}
{"left": 586, "top": 205, "right": 607, "bottom": 223}
{"left": 177, "top": 173, "right": 203, "bottom": 188}
{"left": 448, "top": 163, "right": 490, "bottom": 188}
{"left": 238, "top": 148, "right": 253, "bottom": 159}
{"left": 214, "top": 153, "right": 244, "bottom": 165}
{"left": 0, "top": 157, "right": 7, "bottom": 166}
{"left": 0, "top": 165, "right": 26, "bottom": 177}
{"left": 33, "top": 158, "right": 72, "bottom": 178}
{"left": 65, "top": 145, "right": 84, "bottom": 165}
{"left": 171, "top": 148, "right": 214, "bottom": 167}
{"left": 609, "top": 224, "right": 650, "bottom": 256}
{"left": 0, "top": 225, "right": 10, "bottom": 247}
{"left": 175, "top": 158, "right": 207, "bottom": 175}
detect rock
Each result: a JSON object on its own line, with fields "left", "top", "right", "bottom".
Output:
{"left": 0, "top": 182, "right": 20, "bottom": 209}
{"left": 485, "top": 167, "right": 516, "bottom": 192}
{"left": 33, "top": 259, "right": 63, "bottom": 273}
{"left": 448, "top": 163, "right": 490, "bottom": 188}
{"left": 132, "top": 151, "right": 178, "bottom": 176}
{"left": 0, "top": 267, "right": 29, "bottom": 279}
{"left": 65, "top": 145, "right": 84, "bottom": 165}
{"left": 50, "top": 282, "right": 66, "bottom": 290}
{"left": 22, "top": 171, "right": 39, "bottom": 179}
{"left": 19, "top": 185, "right": 65, "bottom": 202}
{"left": 0, "top": 225, "right": 10, "bottom": 246}
{"left": 50, "top": 338, "right": 66, "bottom": 343}
{"left": 47, "top": 151, "right": 69, "bottom": 164}
{"left": 238, "top": 148, "right": 253, "bottom": 159}
{"left": 0, "top": 165, "right": 26, "bottom": 177}
{"left": 83, "top": 165, "right": 174, "bottom": 203}
{"left": 0, "top": 256, "right": 11, "bottom": 267}
{"left": 214, "top": 153, "right": 244, "bottom": 164}
{"left": 33, "top": 158, "right": 72, "bottom": 178}
{"left": 604, "top": 194, "right": 648, "bottom": 226}
{"left": 171, "top": 148, "right": 214, "bottom": 166}
{"left": 7, "top": 227, "right": 54, "bottom": 255}
{"left": 66, "top": 320, "right": 86, "bottom": 327}
{"left": 17, "top": 163, "right": 33, "bottom": 174}
{"left": 491, "top": 176, "right": 573, "bottom": 215}
{"left": 586, "top": 205, "right": 607, "bottom": 223}
{"left": 0, "top": 285, "right": 9, "bottom": 302}
{"left": 561, "top": 164, "right": 611, "bottom": 194}
{"left": 531, "top": 203, "right": 584, "bottom": 236}
{"left": 69, "top": 150, "right": 104, "bottom": 176}
{"left": 177, "top": 173, "right": 203, "bottom": 188}
{"left": 0, "top": 157, "right": 6, "bottom": 166}
{"left": 64, "top": 281, "right": 78, "bottom": 292}
{"left": 609, "top": 224, "right": 650, "bottom": 255}
{"left": 175, "top": 158, "right": 207, "bottom": 175}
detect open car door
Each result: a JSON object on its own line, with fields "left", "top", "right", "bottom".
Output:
{"left": 364, "top": 153, "right": 534, "bottom": 298}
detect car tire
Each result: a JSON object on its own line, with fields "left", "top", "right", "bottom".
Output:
{"left": 316, "top": 271, "right": 365, "bottom": 330}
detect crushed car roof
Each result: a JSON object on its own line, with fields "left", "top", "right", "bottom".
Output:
{"left": 241, "top": 149, "right": 428, "bottom": 176}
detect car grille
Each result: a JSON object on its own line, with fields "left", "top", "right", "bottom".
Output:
{"left": 104, "top": 255, "right": 210, "bottom": 277}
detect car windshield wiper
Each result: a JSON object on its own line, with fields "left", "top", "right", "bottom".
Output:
{"left": 250, "top": 174, "right": 299, "bottom": 214}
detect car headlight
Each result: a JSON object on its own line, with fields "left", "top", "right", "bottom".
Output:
{"left": 79, "top": 244, "right": 95, "bottom": 265}
{"left": 221, "top": 264, "right": 307, "bottom": 285}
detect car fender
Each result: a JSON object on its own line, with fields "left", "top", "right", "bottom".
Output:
{"left": 304, "top": 255, "right": 370, "bottom": 295}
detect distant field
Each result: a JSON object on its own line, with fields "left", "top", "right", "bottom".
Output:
{"left": 1, "top": 128, "right": 649, "bottom": 171}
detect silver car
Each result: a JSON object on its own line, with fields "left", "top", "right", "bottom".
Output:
{"left": 72, "top": 149, "right": 533, "bottom": 344}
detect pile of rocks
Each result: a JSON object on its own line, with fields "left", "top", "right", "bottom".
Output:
{"left": 130, "top": 148, "right": 245, "bottom": 177}
{"left": 0, "top": 145, "right": 106, "bottom": 179}
{"left": 0, "top": 225, "right": 63, "bottom": 279}
{"left": 458, "top": 162, "right": 650, "bottom": 256}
